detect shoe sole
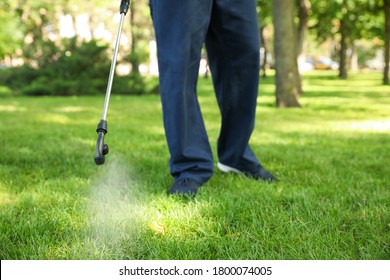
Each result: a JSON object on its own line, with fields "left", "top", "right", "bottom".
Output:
{"left": 217, "top": 162, "right": 243, "bottom": 174}
{"left": 218, "top": 162, "right": 277, "bottom": 182}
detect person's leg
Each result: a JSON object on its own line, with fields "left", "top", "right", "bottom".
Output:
{"left": 205, "top": 0, "right": 262, "bottom": 174}
{"left": 149, "top": 0, "right": 214, "bottom": 185}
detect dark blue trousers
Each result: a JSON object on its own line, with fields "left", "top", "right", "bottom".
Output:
{"left": 149, "top": 0, "right": 261, "bottom": 184}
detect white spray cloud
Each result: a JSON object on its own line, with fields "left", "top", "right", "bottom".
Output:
{"left": 87, "top": 154, "right": 146, "bottom": 257}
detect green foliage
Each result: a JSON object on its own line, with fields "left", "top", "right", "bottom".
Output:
{"left": 0, "top": 0, "right": 23, "bottom": 59}
{"left": 0, "top": 0, "right": 157, "bottom": 96}
{"left": 357, "top": 41, "right": 383, "bottom": 66}
{"left": 113, "top": 74, "right": 159, "bottom": 95}
{"left": 0, "top": 85, "right": 13, "bottom": 97}
{"left": 257, "top": 0, "right": 273, "bottom": 27}
{"left": 1, "top": 38, "right": 109, "bottom": 96}
{"left": 311, "top": 0, "right": 383, "bottom": 42}
{"left": 0, "top": 38, "right": 158, "bottom": 96}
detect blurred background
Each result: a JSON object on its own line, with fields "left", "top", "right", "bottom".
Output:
{"left": 0, "top": 0, "right": 389, "bottom": 103}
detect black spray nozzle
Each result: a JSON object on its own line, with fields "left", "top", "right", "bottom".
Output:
{"left": 120, "top": 0, "right": 130, "bottom": 15}
{"left": 96, "top": 119, "right": 108, "bottom": 134}
{"left": 94, "top": 120, "right": 109, "bottom": 165}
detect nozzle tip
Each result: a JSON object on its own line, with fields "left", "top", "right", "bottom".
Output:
{"left": 94, "top": 156, "right": 105, "bottom": 165}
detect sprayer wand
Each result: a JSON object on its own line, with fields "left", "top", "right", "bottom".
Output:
{"left": 94, "top": 0, "right": 131, "bottom": 165}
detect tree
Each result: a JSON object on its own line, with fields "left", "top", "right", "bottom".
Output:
{"left": 257, "top": 0, "right": 273, "bottom": 77}
{"left": 311, "top": 0, "right": 379, "bottom": 79}
{"left": 296, "top": 0, "right": 311, "bottom": 61}
{"left": 295, "top": 0, "right": 311, "bottom": 95}
{"left": 365, "top": 0, "right": 390, "bottom": 85}
{"left": 0, "top": 1, "right": 24, "bottom": 61}
{"left": 311, "top": 0, "right": 351, "bottom": 79}
{"left": 272, "top": 0, "right": 301, "bottom": 107}
{"left": 384, "top": 0, "right": 390, "bottom": 84}
{"left": 13, "top": 0, "right": 73, "bottom": 66}
{"left": 127, "top": 0, "right": 152, "bottom": 76}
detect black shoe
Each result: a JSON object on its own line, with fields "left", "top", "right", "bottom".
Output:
{"left": 169, "top": 178, "right": 202, "bottom": 196}
{"left": 217, "top": 162, "right": 277, "bottom": 182}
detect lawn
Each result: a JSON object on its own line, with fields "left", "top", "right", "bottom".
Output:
{"left": 0, "top": 71, "right": 389, "bottom": 260}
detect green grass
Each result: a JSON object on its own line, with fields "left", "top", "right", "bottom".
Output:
{"left": 0, "top": 71, "right": 389, "bottom": 260}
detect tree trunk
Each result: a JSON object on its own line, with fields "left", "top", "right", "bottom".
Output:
{"left": 294, "top": 57, "right": 303, "bottom": 96}
{"left": 260, "top": 26, "right": 268, "bottom": 78}
{"left": 384, "top": 0, "right": 390, "bottom": 85}
{"left": 350, "top": 41, "right": 359, "bottom": 73}
{"left": 272, "top": 0, "right": 301, "bottom": 108}
{"left": 339, "top": 18, "right": 348, "bottom": 79}
{"left": 296, "top": 0, "right": 310, "bottom": 58}
{"left": 295, "top": 0, "right": 310, "bottom": 95}
{"left": 129, "top": 3, "right": 140, "bottom": 75}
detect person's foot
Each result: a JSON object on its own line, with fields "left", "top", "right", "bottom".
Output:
{"left": 169, "top": 178, "right": 202, "bottom": 196}
{"left": 217, "top": 162, "right": 277, "bottom": 182}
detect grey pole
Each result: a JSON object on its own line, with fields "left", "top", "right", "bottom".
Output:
{"left": 101, "top": 13, "right": 125, "bottom": 121}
